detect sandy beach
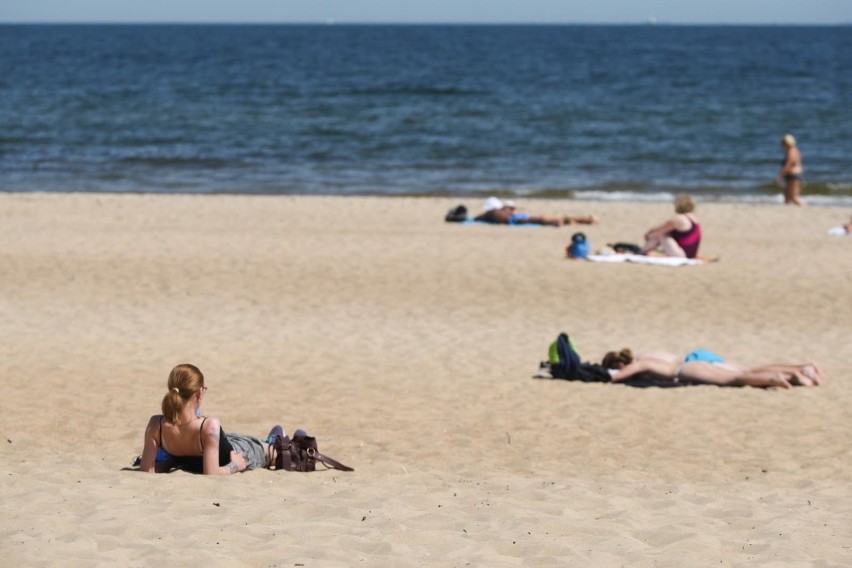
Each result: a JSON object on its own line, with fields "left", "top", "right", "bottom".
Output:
{"left": 1, "top": 192, "right": 850, "bottom": 566}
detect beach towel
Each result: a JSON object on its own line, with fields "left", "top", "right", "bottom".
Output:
{"left": 586, "top": 254, "right": 705, "bottom": 267}
{"left": 461, "top": 219, "right": 542, "bottom": 228}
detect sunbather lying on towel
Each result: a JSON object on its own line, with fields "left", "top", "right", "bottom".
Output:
{"left": 475, "top": 196, "right": 598, "bottom": 227}
{"left": 601, "top": 348, "right": 824, "bottom": 389}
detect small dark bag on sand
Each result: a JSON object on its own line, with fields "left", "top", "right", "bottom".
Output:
{"left": 272, "top": 433, "right": 354, "bottom": 472}
{"left": 609, "top": 242, "right": 642, "bottom": 254}
{"left": 445, "top": 204, "right": 468, "bottom": 223}
{"left": 551, "top": 332, "right": 611, "bottom": 383}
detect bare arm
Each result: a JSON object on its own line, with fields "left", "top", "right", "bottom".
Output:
{"left": 611, "top": 359, "right": 677, "bottom": 382}
{"left": 645, "top": 218, "right": 679, "bottom": 240}
{"left": 139, "top": 416, "right": 161, "bottom": 473}
{"left": 201, "top": 417, "right": 246, "bottom": 476}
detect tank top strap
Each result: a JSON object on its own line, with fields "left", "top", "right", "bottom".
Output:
{"left": 158, "top": 415, "right": 168, "bottom": 453}
{"left": 199, "top": 417, "right": 208, "bottom": 451}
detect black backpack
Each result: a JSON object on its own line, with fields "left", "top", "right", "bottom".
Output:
{"left": 550, "top": 332, "right": 611, "bottom": 383}
{"left": 445, "top": 204, "right": 468, "bottom": 223}
{"left": 550, "top": 333, "right": 582, "bottom": 379}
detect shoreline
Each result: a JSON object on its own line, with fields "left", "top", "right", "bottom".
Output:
{"left": 3, "top": 188, "right": 852, "bottom": 208}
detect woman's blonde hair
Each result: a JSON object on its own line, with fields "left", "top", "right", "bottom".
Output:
{"left": 602, "top": 348, "right": 633, "bottom": 369}
{"left": 161, "top": 364, "right": 204, "bottom": 424}
{"left": 674, "top": 193, "right": 695, "bottom": 214}
{"left": 781, "top": 133, "right": 797, "bottom": 148}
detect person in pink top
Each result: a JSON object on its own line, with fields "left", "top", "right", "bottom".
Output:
{"left": 641, "top": 193, "right": 702, "bottom": 258}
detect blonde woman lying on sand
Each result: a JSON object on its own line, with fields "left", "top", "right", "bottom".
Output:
{"left": 139, "top": 364, "right": 295, "bottom": 474}
{"left": 601, "top": 349, "right": 824, "bottom": 389}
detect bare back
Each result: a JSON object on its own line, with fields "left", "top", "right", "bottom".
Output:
{"left": 159, "top": 415, "right": 206, "bottom": 456}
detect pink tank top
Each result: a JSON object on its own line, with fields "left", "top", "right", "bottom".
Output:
{"left": 668, "top": 216, "right": 701, "bottom": 258}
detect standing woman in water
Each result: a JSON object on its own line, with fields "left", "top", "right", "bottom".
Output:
{"left": 775, "top": 133, "right": 804, "bottom": 206}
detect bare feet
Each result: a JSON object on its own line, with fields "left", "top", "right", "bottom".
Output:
{"left": 771, "top": 372, "right": 793, "bottom": 389}
{"left": 789, "top": 370, "right": 816, "bottom": 387}
{"left": 564, "top": 215, "right": 599, "bottom": 225}
{"left": 801, "top": 363, "right": 825, "bottom": 385}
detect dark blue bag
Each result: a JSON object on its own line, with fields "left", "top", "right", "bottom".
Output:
{"left": 568, "top": 233, "right": 590, "bottom": 259}
{"left": 548, "top": 332, "right": 612, "bottom": 383}
{"left": 549, "top": 333, "right": 582, "bottom": 380}
{"left": 445, "top": 204, "right": 468, "bottom": 223}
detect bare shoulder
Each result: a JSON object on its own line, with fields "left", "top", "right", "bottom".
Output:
{"left": 672, "top": 213, "right": 693, "bottom": 230}
{"left": 201, "top": 416, "right": 222, "bottom": 436}
{"left": 145, "top": 415, "right": 162, "bottom": 431}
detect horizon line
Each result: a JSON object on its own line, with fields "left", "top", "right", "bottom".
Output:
{"left": 1, "top": 21, "right": 850, "bottom": 27}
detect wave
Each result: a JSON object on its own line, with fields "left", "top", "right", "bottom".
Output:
{"left": 403, "top": 184, "right": 852, "bottom": 207}
{"left": 344, "top": 85, "right": 486, "bottom": 97}
{"left": 117, "top": 156, "right": 235, "bottom": 169}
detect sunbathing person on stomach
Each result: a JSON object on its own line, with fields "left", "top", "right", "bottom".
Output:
{"left": 601, "top": 348, "right": 824, "bottom": 389}
{"left": 475, "top": 197, "right": 598, "bottom": 227}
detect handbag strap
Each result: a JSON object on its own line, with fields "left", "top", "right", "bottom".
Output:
{"left": 313, "top": 450, "right": 354, "bottom": 472}
{"left": 267, "top": 435, "right": 354, "bottom": 472}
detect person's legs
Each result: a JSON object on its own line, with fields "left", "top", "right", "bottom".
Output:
{"left": 226, "top": 434, "right": 270, "bottom": 470}
{"left": 563, "top": 214, "right": 599, "bottom": 225}
{"left": 678, "top": 361, "right": 792, "bottom": 388}
{"left": 641, "top": 233, "right": 662, "bottom": 255}
{"left": 785, "top": 178, "right": 805, "bottom": 206}
{"left": 750, "top": 363, "right": 824, "bottom": 385}
{"left": 731, "top": 370, "right": 794, "bottom": 388}
{"left": 643, "top": 233, "right": 686, "bottom": 257}
{"left": 659, "top": 236, "right": 687, "bottom": 257}
{"left": 263, "top": 425, "right": 285, "bottom": 468}
{"left": 524, "top": 215, "right": 562, "bottom": 227}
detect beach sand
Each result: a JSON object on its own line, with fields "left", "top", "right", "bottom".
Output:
{"left": 1, "top": 192, "right": 850, "bottom": 566}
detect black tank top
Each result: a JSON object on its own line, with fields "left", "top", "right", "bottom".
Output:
{"left": 159, "top": 416, "right": 234, "bottom": 473}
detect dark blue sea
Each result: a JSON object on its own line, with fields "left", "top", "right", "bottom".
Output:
{"left": 1, "top": 24, "right": 851, "bottom": 204}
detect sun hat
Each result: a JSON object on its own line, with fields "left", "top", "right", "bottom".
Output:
{"left": 482, "top": 196, "right": 504, "bottom": 212}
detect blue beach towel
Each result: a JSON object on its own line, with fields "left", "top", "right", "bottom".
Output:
{"left": 461, "top": 218, "right": 542, "bottom": 228}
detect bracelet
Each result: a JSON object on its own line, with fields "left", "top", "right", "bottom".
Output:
{"left": 229, "top": 462, "right": 239, "bottom": 474}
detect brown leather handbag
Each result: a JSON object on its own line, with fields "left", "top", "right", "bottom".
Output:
{"left": 270, "top": 432, "right": 354, "bottom": 472}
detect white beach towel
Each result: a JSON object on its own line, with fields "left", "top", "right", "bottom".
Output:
{"left": 586, "top": 254, "right": 705, "bottom": 267}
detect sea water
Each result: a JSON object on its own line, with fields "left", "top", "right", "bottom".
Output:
{"left": 1, "top": 24, "right": 850, "bottom": 204}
